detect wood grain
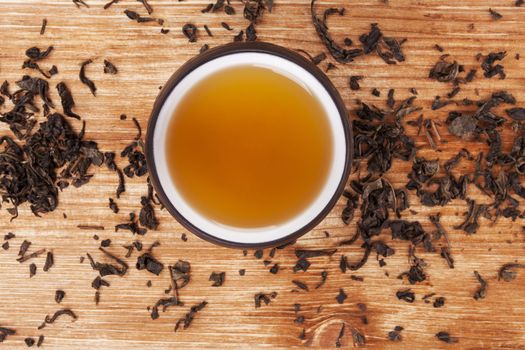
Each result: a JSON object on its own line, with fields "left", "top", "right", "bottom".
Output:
{"left": 1, "top": 0, "right": 525, "bottom": 349}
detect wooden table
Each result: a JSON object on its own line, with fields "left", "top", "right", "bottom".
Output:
{"left": 1, "top": 0, "right": 525, "bottom": 348}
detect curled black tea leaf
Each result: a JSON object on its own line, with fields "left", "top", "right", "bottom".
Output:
{"left": 315, "top": 271, "right": 328, "bottom": 289}
{"left": 139, "top": 196, "right": 158, "bottom": 229}
{"left": 506, "top": 107, "right": 525, "bottom": 121}
{"left": 311, "top": 0, "right": 362, "bottom": 63}
{"left": 433, "top": 297, "right": 445, "bottom": 308}
{"left": 87, "top": 247, "right": 128, "bottom": 277}
{"left": 201, "top": 3, "right": 213, "bottom": 12}
{"left": 137, "top": 0, "right": 153, "bottom": 14}
{"left": 16, "top": 75, "right": 54, "bottom": 108}
{"left": 22, "top": 46, "right": 54, "bottom": 78}
{"left": 124, "top": 9, "right": 163, "bottom": 25}
{"left": 221, "top": 22, "right": 233, "bottom": 31}
{"left": 435, "top": 331, "right": 458, "bottom": 344}
{"left": 73, "top": 0, "right": 89, "bottom": 8}
{"left": 103, "top": 59, "right": 118, "bottom": 74}
{"left": 150, "top": 297, "right": 182, "bottom": 320}
{"left": 109, "top": 198, "right": 119, "bottom": 213}
{"left": 17, "top": 248, "right": 46, "bottom": 263}
{"left": 360, "top": 23, "right": 382, "bottom": 54}
{"left": 43, "top": 252, "right": 54, "bottom": 272}
{"left": 480, "top": 51, "right": 506, "bottom": 79}
{"left": 473, "top": 271, "right": 487, "bottom": 300}
{"left": 209, "top": 272, "right": 225, "bottom": 286}
{"left": 498, "top": 263, "right": 525, "bottom": 282}
{"left": 225, "top": 5, "right": 235, "bottom": 14}
{"left": 295, "top": 249, "right": 337, "bottom": 259}
{"left": 174, "top": 301, "right": 207, "bottom": 331}
{"left": 19, "top": 240, "right": 31, "bottom": 256}
{"left": 55, "top": 290, "right": 65, "bottom": 304}
{"left": 37, "top": 335, "right": 44, "bottom": 347}
{"left": 0, "top": 326, "right": 16, "bottom": 343}
{"left": 104, "top": 0, "right": 119, "bottom": 9}
{"left": 40, "top": 18, "right": 47, "bottom": 34}
{"left": 396, "top": 289, "right": 415, "bottom": 303}
{"left": 233, "top": 30, "right": 244, "bottom": 42}
{"left": 56, "top": 82, "right": 81, "bottom": 119}
{"left": 429, "top": 56, "right": 459, "bottom": 82}
{"left": 92, "top": 276, "right": 110, "bottom": 290}
{"left": 170, "top": 260, "right": 191, "bottom": 295}
{"left": 388, "top": 326, "right": 403, "bottom": 341}
{"left": 292, "top": 280, "right": 309, "bottom": 291}
{"left": 254, "top": 292, "right": 277, "bottom": 308}
{"left": 335, "top": 323, "right": 344, "bottom": 348}
{"left": 25, "top": 46, "right": 53, "bottom": 60}
{"left": 335, "top": 288, "right": 347, "bottom": 304}
{"left": 121, "top": 140, "right": 148, "bottom": 177}
{"left": 349, "top": 75, "right": 363, "bottom": 91}
{"left": 136, "top": 252, "right": 163, "bottom": 275}
{"left": 79, "top": 59, "right": 96, "bottom": 96}
{"left": 38, "top": 309, "right": 78, "bottom": 330}
{"left": 182, "top": 23, "right": 197, "bottom": 42}
{"left": 243, "top": 0, "right": 266, "bottom": 22}
{"left": 200, "top": 44, "right": 209, "bottom": 54}
{"left": 489, "top": 8, "right": 502, "bottom": 20}
{"left": 246, "top": 23, "right": 257, "bottom": 41}
{"left": 398, "top": 261, "right": 427, "bottom": 284}
{"left": 29, "top": 263, "right": 37, "bottom": 277}
{"left": 204, "top": 25, "right": 213, "bottom": 37}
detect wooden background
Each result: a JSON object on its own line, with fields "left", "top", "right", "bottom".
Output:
{"left": 1, "top": 0, "right": 525, "bottom": 348}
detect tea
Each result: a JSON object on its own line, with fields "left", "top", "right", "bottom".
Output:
{"left": 165, "top": 65, "right": 333, "bottom": 228}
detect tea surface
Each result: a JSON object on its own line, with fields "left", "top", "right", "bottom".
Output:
{"left": 166, "top": 64, "right": 333, "bottom": 228}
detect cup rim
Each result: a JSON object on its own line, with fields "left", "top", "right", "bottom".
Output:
{"left": 145, "top": 42, "right": 353, "bottom": 249}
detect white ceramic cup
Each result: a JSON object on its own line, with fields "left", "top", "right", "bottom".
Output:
{"left": 146, "top": 42, "right": 352, "bottom": 248}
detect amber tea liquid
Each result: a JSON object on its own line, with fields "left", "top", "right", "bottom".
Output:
{"left": 166, "top": 65, "right": 333, "bottom": 228}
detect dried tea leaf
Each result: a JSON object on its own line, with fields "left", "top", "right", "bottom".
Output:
{"left": 43, "top": 252, "right": 54, "bottom": 272}
{"left": 136, "top": 252, "right": 164, "bottom": 275}
{"left": 182, "top": 23, "right": 197, "bottom": 42}
{"left": 335, "top": 288, "right": 347, "bottom": 304}
{"left": 433, "top": 297, "right": 445, "bottom": 308}
{"left": 506, "top": 108, "right": 525, "bottom": 121}
{"left": 254, "top": 292, "right": 276, "bottom": 308}
{"left": 311, "top": 0, "right": 362, "bottom": 63}
{"left": 335, "top": 323, "right": 345, "bottom": 348}
{"left": 103, "top": 59, "right": 118, "bottom": 74}
{"left": 174, "top": 301, "right": 207, "bottom": 331}
{"left": 498, "top": 263, "right": 525, "bottom": 282}
{"left": 79, "top": 59, "right": 96, "bottom": 96}
{"left": 292, "top": 280, "right": 308, "bottom": 291}
{"left": 40, "top": 19, "right": 47, "bottom": 35}
{"left": 55, "top": 290, "right": 65, "bottom": 304}
{"left": 209, "top": 272, "right": 225, "bottom": 286}
{"left": 87, "top": 247, "right": 128, "bottom": 277}
{"left": 480, "top": 51, "right": 506, "bottom": 79}
{"left": 295, "top": 249, "right": 337, "bottom": 259}
{"left": 473, "top": 271, "right": 487, "bottom": 300}
{"left": 38, "top": 309, "right": 78, "bottom": 330}
{"left": 349, "top": 75, "right": 363, "bottom": 91}
{"left": 29, "top": 263, "right": 37, "bottom": 277}
{"left": 56, "top": 82, "right": 81, "bottom": 119}
{"left": 0, "top": 327, "right": 16, "bottom": 343}
{"left": 124, "top": 9, "right": 163, "bottom": 25}
{"left": 435, "top": 331, "right": 458, "bottom": 344}
{"left": 489, "top": 8, "right": 502, "bottom": 20}
{"left": 396, "top": 289, "right": 415, "bottom": 303}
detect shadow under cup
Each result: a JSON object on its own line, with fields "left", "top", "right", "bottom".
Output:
{"left": 146, "top": 42, "right": 353, "bottom": 249}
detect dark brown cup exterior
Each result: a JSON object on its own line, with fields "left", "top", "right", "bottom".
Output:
{"left": 145, "top": 42, "right": 353, "bottom": 249}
